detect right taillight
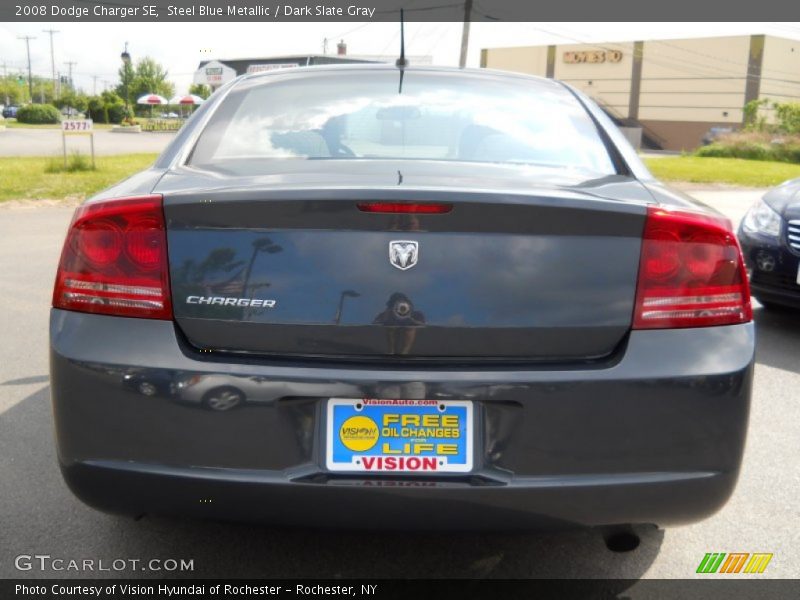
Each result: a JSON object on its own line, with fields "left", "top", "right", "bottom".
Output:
{"left": 52, "top": 195, "right": 172, "bottom": 320}
{"left": 633, "top": 206, "right": 752, "bottom": 329}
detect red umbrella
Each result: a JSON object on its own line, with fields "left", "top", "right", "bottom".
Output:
{"left": 136, "top": 94, "right": 168, "bottom": 105}
{"left": 136, "top": 94, "right": 169, "bottom": 118}
{"left": 169, "top": 94, "right": 204, "bottom": 106}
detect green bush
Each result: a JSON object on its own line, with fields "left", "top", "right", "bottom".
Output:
{"left": 696, "top": 133, "right": 800, "bottom": 164}
{"left": 15, "top": 103, "right": 61, "bottom": 124}
{"left": 775, "top": 103, "right": 800, "bottom": 135}
{"left": 744, "top": 99, "right": 800, "bottom": 135}
{"left": 107, "top": 102, "right": 132, "bottom": 124}
{"left": 86, "top": 91, "right": 131, "bottom": 125}
{"left": 743, "top": 99, "right": 769, "bottom": 131}
{"left": 86, "top": 96, "right": 107, "bottom": 124}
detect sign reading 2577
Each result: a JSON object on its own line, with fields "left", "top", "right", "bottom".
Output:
{"left": 62, "top": 120, "right": 93, "bottom": 134}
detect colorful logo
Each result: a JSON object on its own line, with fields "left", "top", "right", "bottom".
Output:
{"left": 339, "top": 415, "right": 379, "bottom": 452}
{"left": 696, "top": 553, "right": 773, "bottom": 574}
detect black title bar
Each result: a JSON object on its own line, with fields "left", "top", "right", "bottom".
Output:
{"left": 4, "top": 0, "right": 800, "bottom": 22}
{"left": 3, "top": 579, "right": 800, "bottom": 600}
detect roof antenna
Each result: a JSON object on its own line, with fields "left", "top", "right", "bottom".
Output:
{"left": 395, "top": 9, "right": 408, "bottom": 68}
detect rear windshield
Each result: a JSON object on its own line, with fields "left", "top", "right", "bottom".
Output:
{"left": 190, "top": 70, "right": 616, "bottom": 174}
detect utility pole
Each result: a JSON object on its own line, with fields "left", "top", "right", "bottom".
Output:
{"left": 43, "top": 29, "right": 59, "bottom": 99}
{"left": 18, "top": 35, "right": 36, "bottom": 102}
{"left": 64, "top": 61, "right": 77, "bottom": 91}
{"left": 92, "top": 75, "right": 98, "bottom": 95}
{"left": 459, "top": 0, "right": 473, "bottom": 68}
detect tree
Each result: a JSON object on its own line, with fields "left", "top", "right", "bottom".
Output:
{"left": 115, "top": 57, "right": 175, "bottom": 115}
{"left": 0, "top": 75, "right": 26, "bottom": 105}
{"left": 54, "top": 89, "right": 88, "bottom": 113}
{"left": 119, "top": 57, "right": 175, "bottom": 102}
{"left": 116, "top": 60, "right": 135, "bottom": 108}
{"left": 189, "top": 83, "right": 211, "bottom": 99}
{"left": 1, "top": 75, "right": 57, "bottom": 105}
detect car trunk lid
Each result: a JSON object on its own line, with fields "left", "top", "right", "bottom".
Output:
{"left": 161, "top": 164, "right": 649, "bottom": 361}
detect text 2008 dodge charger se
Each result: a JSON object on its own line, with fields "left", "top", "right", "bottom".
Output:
{"left": 50, "top": 65, "right": 754, "bottom": 529}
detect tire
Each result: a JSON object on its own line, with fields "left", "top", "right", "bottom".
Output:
{"left": 201, "top": 387, "right": 244, "bottom": 411}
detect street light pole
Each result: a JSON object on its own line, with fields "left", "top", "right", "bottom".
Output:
{"left": 120, "top": 42, "right": 131, "bottom": 111}
{"left": 18, "top": 35, "right": 36, "bottom": 103}
{"left": 334, "top": 290, "right": 361, "bottom": 325}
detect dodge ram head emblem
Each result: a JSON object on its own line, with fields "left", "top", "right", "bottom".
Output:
{"left": 389, "top": 240, "right": 419, "bottom": 270}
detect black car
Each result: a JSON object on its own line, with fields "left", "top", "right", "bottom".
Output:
{"left": 2, "top": 105, "right": 18, "bottom": 119}
{"left": 50, "top": 65, "right": 754, "bottom": 530}
{"left": 738, "top": 179, "right": 800, "bottom": 309}
{"left": 701, "top": 126, "right": 734, "bottom": 146}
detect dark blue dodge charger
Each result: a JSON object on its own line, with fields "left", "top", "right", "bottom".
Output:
{"left": 50, "top": 65, "right": 755, "bottom": 530}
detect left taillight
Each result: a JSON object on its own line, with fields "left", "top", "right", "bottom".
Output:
{"left": 52, "top": 195, "right": 172, "bottom": 320}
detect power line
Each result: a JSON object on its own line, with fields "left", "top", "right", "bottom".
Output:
{"left": 648, "top": 37, "right": 800, "bottom": 81}
{"left": 421, "top": 23, "right": 449, "bottom": 60}
{"left": 533, "top": 22, "right": 800, "bottom": 85}
{"left": 374, "top": 23, "right": 402, "bottom": 61}
{"left": 326, "top": 21, "right": 374, "bottom": 47}
{"left": 500, "top": 22, "right": 800, "bottom": 93}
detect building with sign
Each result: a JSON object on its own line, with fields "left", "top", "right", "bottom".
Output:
{"left": 481, "top": 34, "right": 800, "bottom": 150}
{"left": 195, "top": 52, "right": 434, "bottom": 92}
{"left": 194, "top": 55, "right": 371, "bottom": 90}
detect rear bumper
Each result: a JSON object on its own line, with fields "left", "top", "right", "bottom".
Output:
{"left": 50, "top": 309, "right": 755, "bottom": 529}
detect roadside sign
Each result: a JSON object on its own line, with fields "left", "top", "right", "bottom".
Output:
{"left": 62, "top": 119, "right": 93, "bottom": 134}
{"left": 61, "top": 119, "right": 95, "bottom": 169}
{"left": 193, "top": 60, "right": 236, "bottom": 89}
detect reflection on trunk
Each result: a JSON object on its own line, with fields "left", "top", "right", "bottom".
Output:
{"left": 373, "top": 292, "right": 426, "bottom": 355}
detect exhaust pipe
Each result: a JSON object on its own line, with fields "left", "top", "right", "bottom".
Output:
{"left": 603, "top": 527, "right": 641, "bottom": 553}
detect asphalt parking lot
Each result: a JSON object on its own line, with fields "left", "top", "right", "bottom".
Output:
{"left": 1, "top": 191, "right": 798, "bottom": 580}
{"left": 0, "top": 128, "right": 175, "bottom": 156}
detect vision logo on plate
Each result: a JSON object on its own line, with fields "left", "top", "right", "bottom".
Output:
{"left": 339, "top": 415, "right": 379, "bottom": 452}
{"left": 327, "top": 398, "right": 473, "bottom": 473}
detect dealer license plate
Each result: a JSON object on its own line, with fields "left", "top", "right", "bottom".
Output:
{"left": 325, "top": 398, "right": 473, "bottom": 473}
